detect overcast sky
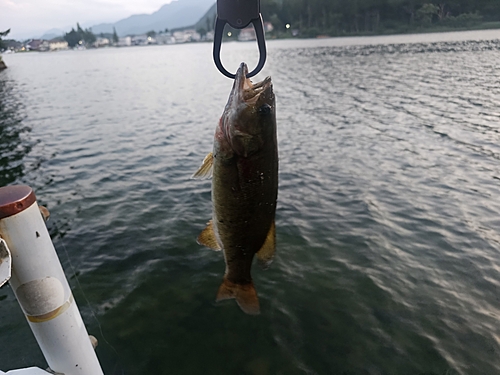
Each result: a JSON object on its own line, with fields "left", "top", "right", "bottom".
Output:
{"left": 1, "top": 0, "right": 173, "bottom": 39}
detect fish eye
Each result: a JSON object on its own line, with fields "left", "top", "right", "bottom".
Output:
{"left": 258, "top": 104, "right": 272, "bottom": 115}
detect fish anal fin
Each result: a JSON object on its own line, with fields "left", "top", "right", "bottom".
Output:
{"left": 256, "top": 221, "right": 276, "bottom": 269}
{"left": 197, "top": 220, "right": 221, "bottom": 251}
{"left": 192, "top": 152, "right": 213, "bottom": 179}
{"left": 216, "top": 278, "right": 260, "bottom": 315}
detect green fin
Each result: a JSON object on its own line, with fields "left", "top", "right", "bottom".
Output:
{"left": 216, "top": 278, "right": 260, "bottom": 315}
{"left": 192, "top": 152, "right": 213, "bottom": 179}
{"left": 197, "top": 220, "right": 221, "bottom": 251}
{"left": 256, "top": 221, "right": 276, "bottom": 269}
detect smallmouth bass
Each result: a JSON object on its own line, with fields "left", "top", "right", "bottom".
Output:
{"left": 193, "top": 62, "right": 278, "bottom": 315}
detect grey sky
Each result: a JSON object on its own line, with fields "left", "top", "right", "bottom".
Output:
{"left": 1, "top": 0, "right": 173, "bottom": 39}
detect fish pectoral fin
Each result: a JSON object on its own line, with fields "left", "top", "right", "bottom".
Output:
{"left": 191, "top": 152, "right": 213, "bottom": 179}
{"left": 256, "top": 221, "right": 276, "bottom": 269}
{"left": 216, "top": 278, "right": 260, "bottom": 315}
{"left": 197, "top": 220, "right": 221, "bottom": 251}
{"left": 38, "top": 205, "right": 50, "bottom": 222}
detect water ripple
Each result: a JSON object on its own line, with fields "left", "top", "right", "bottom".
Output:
{"left": 1, "top": 33, "right": 499, "bottom": 374}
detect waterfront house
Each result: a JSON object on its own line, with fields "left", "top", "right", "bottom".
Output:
{"left": 173, "top": 29, "right": 201, "bottom": 43}
{"left": 93, "top": 37, "right": 110, "bottom": 48}
{"left": 132, "top": 35, "right": 156, "bottom": 45}
{"left": 6, "top": 40, "right": 23, "bottom": 52}
{"left": 156, "top": 33, "right": 176, "bottom": 45}
{"left": 49, "top": 38, "right": 68, "bottom": 51}
{"left": 205, "top": 31, "right": 214, "bottom": 41}
{"left": 118, "top": 37, "right": 132, "bottom": 47}
{"left": 26, "top": 39, "right": 49, "bottom": 51}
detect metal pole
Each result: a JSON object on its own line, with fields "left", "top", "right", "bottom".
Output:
{"left": 0, "top": 185, "right": 104, "bottom": 375}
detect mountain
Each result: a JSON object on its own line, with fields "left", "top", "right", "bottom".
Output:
{"left": 90, "top": 0, "right": 215, "bottom": 36}
{"left": 170, "top": 3, "right": 216, "bottom": 32}
{"left": 39, "top": 28, "right": 67, "bottom": 40}
{"left": 193, "top": 3, "right": 216, "bottom": 31}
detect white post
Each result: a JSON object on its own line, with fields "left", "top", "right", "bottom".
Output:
{"left": 0, "top": 185, "right": 104, "bottom": 375}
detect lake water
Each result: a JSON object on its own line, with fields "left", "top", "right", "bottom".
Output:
{"left": 1, "top": 29, "right": 500, "bottom": 374}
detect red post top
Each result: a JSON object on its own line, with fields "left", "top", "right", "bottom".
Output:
{"left": 0, "top": 185, "right": 37, "bottom": 220}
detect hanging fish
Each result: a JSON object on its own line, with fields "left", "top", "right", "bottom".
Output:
{"left": 193, "top": 62, "right": 278, "bottom": 315}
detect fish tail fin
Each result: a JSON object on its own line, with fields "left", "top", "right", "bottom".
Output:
{"left": 216, "top": 278, "right": 260, "bottom": 315}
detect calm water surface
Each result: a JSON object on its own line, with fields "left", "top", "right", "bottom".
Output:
{"left": 1, "top": 30, "right": 499, "bottom": 374}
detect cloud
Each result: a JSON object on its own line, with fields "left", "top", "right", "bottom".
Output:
{"left": 0, "top": 0, "right": 173, "bottom": 39}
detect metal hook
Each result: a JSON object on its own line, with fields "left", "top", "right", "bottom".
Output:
{"left": 213, "top": 0, "right": 267, "bottom": 79}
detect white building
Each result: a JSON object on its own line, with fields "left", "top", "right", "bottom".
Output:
{"left": 131, "top": 35, "right": 157, "bottom": 45}
{"left": 118, "top": 37, "right": 132, "bottom": 47}
{"left": 156, "top": 33, "right": 176, "bottom": 45}
{"left": 205, "top": 31, "right": 214, "bottom": 41}
{"left": 132, "top": 35, "right": 147, "bottom": 45}
{"left": 93, "top": 37, "right": 110, "bottom": 48}
{"left": 173, "top": 29, "right": 201, "bottom": 43}
{"left": 49, "top": 41, "right": 68, "bottom": 51}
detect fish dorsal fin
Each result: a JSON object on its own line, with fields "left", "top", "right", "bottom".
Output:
{"left": 256, "top": 221, "right": 276, "bottom": 269}
{"left": 216, "top": 278, "right": 260, "bottom": 315}
{"left": 197, "top": 220, "right": 221, "bottom": 251}
{"left": 192, "top": 152, "right": 213, "bottom": 179}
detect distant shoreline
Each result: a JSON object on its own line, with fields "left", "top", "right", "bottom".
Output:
{"left": 2, "top": 23, "right": 499, "bottom": 56}
{"left": 273, "top": 21, "right": 500, "bottom": 40}
{"left": 6, "top": 21, "right": 500, "bottom": 44}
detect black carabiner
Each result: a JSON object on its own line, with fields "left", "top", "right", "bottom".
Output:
{"left": 213, "top": 0, "right": 267, "bottom": 79}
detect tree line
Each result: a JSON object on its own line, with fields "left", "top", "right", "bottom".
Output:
{"left": 64, "top": 23, "right": 119, "bottom": 47}
{"left": 260, "top": 0, "right": 500, "bottom": 36}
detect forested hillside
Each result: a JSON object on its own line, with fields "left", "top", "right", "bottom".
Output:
{"left": 260, "top": 0, "right": 500, "bottom": 36}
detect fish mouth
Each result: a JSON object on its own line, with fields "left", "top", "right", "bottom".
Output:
{"left": 234, "top": 63, "right": 272, "bottom": 104}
